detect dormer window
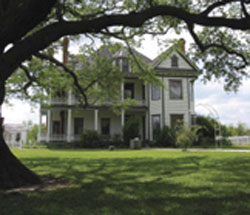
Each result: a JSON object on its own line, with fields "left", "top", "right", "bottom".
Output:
{"left": 171, "top": 55, "right": 178, "bottom": 67}
{"left": 122, "top": 59, "right": 129, "bottom": 72}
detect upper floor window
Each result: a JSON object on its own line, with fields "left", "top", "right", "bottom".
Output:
{"left": 171, "top": 55, "right": 178, "bottom": 67}
{"left": 151, "top": 85, "right": 160, "bottom": 100}
{"left": 55, "top": 90, "right": 66, "bottom": 98}
{"left": 142, "top": 84, "right": 145, "bottom": 100}
{"left": 124, "top": 83, "right": 134, "bottom": 99}
{"left": 122, "top": 59, "right": 129, "bottom": 72}
{"left": 169, "top": 80, "right": 183, "bottom": 100}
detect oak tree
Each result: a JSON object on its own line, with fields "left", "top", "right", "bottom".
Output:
{"left": 1, "top": 0, "right": 250, "bottom": 189}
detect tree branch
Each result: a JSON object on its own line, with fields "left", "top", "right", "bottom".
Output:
{"left": 3, "top": 3, "right": 250, "bottom": 82}
{"left": 9, "top": 64, "right": 41, "bottom": 98}
{"left": 200, "top": 0, "right": 238, "bottom": 16}
{"left": 34, "top": 52, "right": 89, "bottom": 106}
{"left": 240, "top": 0, "right": 250, "bottom": 17}
{"left": 187, "top": 22, "right": 248, "bottom": 67}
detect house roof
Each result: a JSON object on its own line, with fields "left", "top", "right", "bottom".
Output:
{"left": 4, "top": 124, "right": 28, "bottom": 132}
{"left": 113, "top": 46, "right": 152, "bottom": 65}
{"left": 97, "top": 48, "right": 113, "bottom": 59}
{"left": 69, "top": 44, "right": 200, "bottom": 77}
{"left": 152, "top": 47, "right": 199, "bottom": 72}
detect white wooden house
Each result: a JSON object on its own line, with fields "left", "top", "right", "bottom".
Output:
{"left": 3, "top": 124, "right": 28, "bottom": 148}
{"left": 38, "top": 45, "right": 199, "bottom": 143}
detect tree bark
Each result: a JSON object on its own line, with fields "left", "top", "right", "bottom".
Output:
{"left": 0, "top": 80, "right": 41, "bottom": 189}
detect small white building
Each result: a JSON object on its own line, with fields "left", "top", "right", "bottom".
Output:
{"left": 38, "top": 44, "right": 200, "bottom": 143}
{"left": 3, "top": 124, "right": 28, "bottom": 148}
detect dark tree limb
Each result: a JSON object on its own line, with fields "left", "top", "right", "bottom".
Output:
{"left": 200, "top": 0, "right": 238, "bottom": 17}
{"left": 240, "top": 0, "right": 250, "bottom": 17}
{"left": 187, "top": 22, "right": 248, "bottom": 67}
{"left": 34, "top": 52, "right": 90, "bottom": 106}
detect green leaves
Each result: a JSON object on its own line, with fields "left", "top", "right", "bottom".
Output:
{"left": 189, "top": 27, "right": 250, "bottom": 91}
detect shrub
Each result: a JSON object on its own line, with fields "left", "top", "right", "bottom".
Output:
{"left": 176, "top": 126, "right": 198, "bottom": 151}
{"left": 80, "top": 129, "right": 101, "bottom": 148}
{"left": 154, "top": 126, "right": 176, "bottom": 147}
{"left": 123, "top": 117, "right": 140, "bottom": 145}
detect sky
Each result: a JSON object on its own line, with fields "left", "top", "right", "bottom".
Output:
{"left": 2, "top": 34, "right": 250, "bottom": 127}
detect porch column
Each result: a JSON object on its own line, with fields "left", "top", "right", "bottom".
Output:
{"left": 94, "top": 109, "right": 98, "bottom": 131}
{"left": 121, "top": 109, "right": 125, "bottom": 128}
{"left": 145, "top": 111, "right": 149, "bottom": 140}
{"left": 68, "top": 88, "right": 73, "bottom": 105}
{"left": 46, "top": 109, "right": 51, "bottom": 143}
{"left": 67, "top": 109, "right": 72, "bottom": 142}
{"left": 121, "top": 80, "right": 124, "bottom": 101}
{"left": 121, "top": 80, "right": 125, "bottom": 134}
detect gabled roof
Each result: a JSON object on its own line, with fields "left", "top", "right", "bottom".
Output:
{"left": 152, "top": 47, "right": 199, "bottom": 72}
{"left": 97, "top": 48, "right": 113, "bottom": 59}
{"left": 113, "top": 47, "right": 152, "bottom": 65}
{"left": 4, "top": 124, "right": 28, "bottom": 132}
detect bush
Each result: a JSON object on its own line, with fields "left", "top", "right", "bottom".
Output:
{"left": 176, "top": 126, "right": 198, "bottom": 151}
{"left": 154, "top": 126, "right": 176, "bottom": 147}
{"left": 80, "top": 129, "right": 101, "bottom": 148}
{"left": 123, "top": 117, "right": 140, "bottom": 145}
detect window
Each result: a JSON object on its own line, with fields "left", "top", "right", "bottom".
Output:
{"left": 16, "top": 133, "right": 21, "bottom": 142}
{"left": 170, "top": 114, "right": 184, "bottom": 128}
{"left": 124, "top": 83, "right": 134, "bottom": 99}
{"left": 142, "top": 84, "right": 145, "bottom": 100}
{"left": 52, "top": 121, "right": 60, "bottom": 135}
{"left": 122, "top": 59, "right": 129, "bottom": 72}
{"left": 74, "top": 118, "right": 84, "bottom": 135}
{"left": 169, "top": 80, "right": 183, "bottom": 100}
{"left": 55, "top": 90, "right": 66, "bottom": 98}
{"left": 151, "top": 85, "right": 160, "bottom": 100}
{"left": 171, "top": 55, "right": 178, "bottom": 67}
{"left": 152, "top": 115, "right": 161, "bottom": 137}
{"left": 191, "top": 114, "right": 196, "bottom": 125}
{"left": 101, "top": 118, "right": 110, "bottom": 135}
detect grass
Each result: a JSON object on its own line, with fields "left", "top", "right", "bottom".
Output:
{"left": 2, "top": 149, "right": 250, "bottom": 215}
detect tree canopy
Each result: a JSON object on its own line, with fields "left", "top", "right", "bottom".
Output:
{"left": 1, "top": 0, "right": 250, "bottom": 98}
{"left": 1, "top": 0, "right": 250, "bottom": 189}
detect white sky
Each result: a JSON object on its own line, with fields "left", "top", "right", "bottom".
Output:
{"left": 2, "top": 33, "right": 250, "bottom": 127}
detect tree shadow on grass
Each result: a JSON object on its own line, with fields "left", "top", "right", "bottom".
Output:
{"left": 2, "top": 154, "right": 250, "bottom": 215}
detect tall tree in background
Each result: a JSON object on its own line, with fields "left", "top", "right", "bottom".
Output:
{"left": 1, "top": 0, "right": 250, "bottom": 189}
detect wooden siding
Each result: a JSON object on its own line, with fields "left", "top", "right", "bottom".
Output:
{"left": 164, "top": 77, "right": 190, "bottom": 127}
{"left": 157, "top": 51, "right": 193, "bottom": 70}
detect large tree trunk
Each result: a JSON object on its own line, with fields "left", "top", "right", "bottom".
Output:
{"left": 0, "top": 80, "right": 41, "bottom": 190}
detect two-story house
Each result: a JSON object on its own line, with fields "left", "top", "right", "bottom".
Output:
{"left": 38, "top": 44, "right": 199, "bottom": 143}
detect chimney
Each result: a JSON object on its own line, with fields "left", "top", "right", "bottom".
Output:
{"left": 63, "top": 37, "right": 69, "bottom": 64}
{"left": 179, "top": 38, "right": 185, "bottom": 53}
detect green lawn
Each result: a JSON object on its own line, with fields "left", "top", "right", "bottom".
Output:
{"left": 1, "top": 149, "right": 250, "bottom": 215}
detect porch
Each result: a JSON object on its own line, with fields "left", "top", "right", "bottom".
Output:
{"left": 38, "top": 108, "right": 148, "bottom": 143}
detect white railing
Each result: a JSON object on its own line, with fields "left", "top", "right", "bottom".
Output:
{"left": 44, "top": 94, "right": 148, "bottom": 107}
{"left": 71, "top": 135, "right": 81, "bottom": 142}
{"left": 49, "top": 97, "right": 68, "bottom": 105}
{"left": 50, "top": 134, "right": 67, "bottom": 142}
{"left": 38, "top": 133, "right": 47, "bottom": 142}
{"left": 228, "top": 136, "right": 250, "bottom": 145}
{"left": 135, "top": 99, "right": 147, "bottom": 106}
{"left": 38, "top": 133, "right": 82, "bottom": 142}
{"left": 71, "top": 96, "right": 147, "bottom": 106}
{"left": 6, "top": 141, "right": 24, "bottom": 148}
